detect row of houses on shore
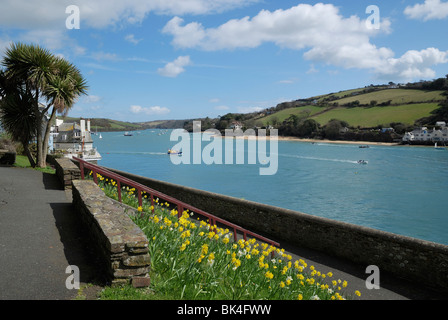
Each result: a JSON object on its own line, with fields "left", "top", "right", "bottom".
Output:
{"left": 402, "top": 121, "right": 448, "bottom": 143}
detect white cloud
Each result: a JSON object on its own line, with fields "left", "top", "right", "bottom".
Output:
{"left": 378, "top": 48, "right": 448, "bottom": 80}
{"left": 83, "top": 95, "right": 102, "bottom": 103}
{"left": 0, "top": 0, "right": 259, "bottom": 30}
{"left": 404, "top": 0, "right": 448, "bottom": 21}
{"left": 162, "top": 3, "right": 448, "bottom": 81}
{"left": 125, "top": 34, "right": 142, "bottom": 45}
{"left": 163, "top": 4, "right": 389, "bottom": 51}
{"left": 130, "top": 105, "right": 171, "bottom": 116}
{"left": 157, "top": 56, "right": 192, "bottom": 78}
{"left": 91, "top": 51, "right": 120, "bottom": 61}
{"left": 237, "top": 106, "right": 263, "bottom": 113}
{"left": 278, "top": 79, "right": 298, "bottom": 84}
{"left": 0, "top": 0, "right": 258, "bottom": 58}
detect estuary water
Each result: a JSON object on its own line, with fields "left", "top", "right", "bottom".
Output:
{"left": 92, "top": 129, "right": 448, "bottom": 246}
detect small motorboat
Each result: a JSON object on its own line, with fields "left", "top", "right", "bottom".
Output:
{"left": 357, "top": 160, "right": 368, "bottom": 164}
{"left": 168, "top": 149, "right": 182, "bottom": 155}
{"left": 124, "top": 132, "right": 133, "bottom": 136}
{"left": 359, "top": 145, "right": 370, "bottom": 148}
{"left": 434, "top": 142, "right": 445, "bottom": 150}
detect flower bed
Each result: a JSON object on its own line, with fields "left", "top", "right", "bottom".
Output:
{"left": 92, "top": 172, "right": 361, "bottom": 300}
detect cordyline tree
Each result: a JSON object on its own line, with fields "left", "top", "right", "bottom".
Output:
{"left": 0, "top": 42, "right": 88, "bottom": 167}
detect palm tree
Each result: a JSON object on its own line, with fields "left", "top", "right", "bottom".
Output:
{"left": 1, "top": 42, "right": 88, "bottom": 167}
{"left": 0, "top": 70, "right": 37, "bottom": 166}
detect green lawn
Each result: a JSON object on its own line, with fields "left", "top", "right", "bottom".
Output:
{"left": 14, "top": 155, "right": 56, "bottom": 174}
{"left": 310, "top": 103, "right": 440, "bottom": 127}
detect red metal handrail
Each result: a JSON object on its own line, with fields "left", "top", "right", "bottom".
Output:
{"left": 73, "top": 157, "right": 280, "bottom": 251}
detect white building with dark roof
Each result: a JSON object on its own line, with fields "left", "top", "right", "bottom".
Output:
{"left": 402, "top": 122, "right": 448, "bottom": 143}
{"left": 51, "top": 118, "right": 101, "bottom": 162}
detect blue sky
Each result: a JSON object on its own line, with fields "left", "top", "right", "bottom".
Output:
{"left": 1, "top": 0, "right": 448, "bottom": 122}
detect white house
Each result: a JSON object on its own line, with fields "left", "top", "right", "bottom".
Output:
{"left": 402, "top": 123, "right": 448, "bottom": 143}
{"left": 229, "top": 121, "right": 243, "bottom": 130}
{"left": 51, "top": 118, "right": 101, "bottom": 162}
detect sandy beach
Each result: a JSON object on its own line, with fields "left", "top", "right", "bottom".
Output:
{"left": 276, "top": 136, "right": 400, "bottom": 146}
{"left": 212, "top": 133, "right": 400, "bottom": 146}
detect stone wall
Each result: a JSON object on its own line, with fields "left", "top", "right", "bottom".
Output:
{"left": 105, "top": 167, "right": 448, "bottom": 293}
{"left": 47, "top": 156, "right": 81, "bottom": 190}
{"left": 72, "top": 179, "right": 150, "bottom": 287}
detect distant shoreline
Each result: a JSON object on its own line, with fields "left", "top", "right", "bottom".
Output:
{"left": 213, "top": 134, "right": 401, "bottom": 146}
{"left": 276, "top": 136, "right": 401, "bottom": 146}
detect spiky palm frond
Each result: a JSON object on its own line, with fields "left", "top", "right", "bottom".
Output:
{"left": 44, "top": 57, "right": 89, "bottom": 116}
{"left": 1, "top": 42, "right": 56, "bottom": 95}
{"left": 0, "top": 78, "right": 37, "bottom": 145}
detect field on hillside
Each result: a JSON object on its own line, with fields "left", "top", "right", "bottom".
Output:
{"left": 261, "top": 105, "right": 324, "bottom": 125}
{"left": 258, "top": 88, "right": 445, "bottom": 128}
{"left": 314, "top": 88, "right": 375, "bottom": 101}
{"left": 310, "top": 103, "right": 440, "bottom": 127}
{"left": 333, "top": 89, "right": 444, "bottom": 105}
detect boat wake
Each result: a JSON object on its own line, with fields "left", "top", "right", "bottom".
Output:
{"left": 107, "top": 151, "right": 167, "bottom": 156}
{"left": 280, "top": 153, "right": 359, "bottom": 164}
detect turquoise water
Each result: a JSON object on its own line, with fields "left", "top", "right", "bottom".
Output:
{"left": 93, "top": 129, "right": 448, "bottom": 245}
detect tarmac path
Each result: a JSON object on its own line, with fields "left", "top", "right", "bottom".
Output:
{"left": 0, "top": 166, "right": 101, "bottom": 300}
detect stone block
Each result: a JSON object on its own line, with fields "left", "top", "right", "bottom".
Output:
{"left": 123, "top": 254, "right": 151, "bottom": 267}
{"left": 132, "top": 276, "right": 151, "bottom": 288}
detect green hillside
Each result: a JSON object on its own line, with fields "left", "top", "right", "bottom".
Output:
{"left": 260, "top": 88, "right": 445, "bottom": 128}
{"left": 332, "top": 89, "right": 443, "bottom": 106}
{"left": 60, "top": 117, "right": 183, "bottom": 132}
{"left": 310, "top": 103, "right": 440, "bottom": 128}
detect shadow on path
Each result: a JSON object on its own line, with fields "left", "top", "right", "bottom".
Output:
{"left": 42, "top": 172, "right": 63, "bottom": 191}
{"left": 50, "top": 201, "right": 107, "bottom": 287}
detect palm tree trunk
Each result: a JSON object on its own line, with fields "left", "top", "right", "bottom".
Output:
{"left": 22, "top": 142, "right": 36, "bottom": 168}
{"left": 42, "top": 107, "right": 56, "bottom": 165}
{"left": 34, "top": 93, "right": 45, "bottom": 168}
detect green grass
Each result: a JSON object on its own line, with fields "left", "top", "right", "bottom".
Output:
{"left": 258, "top": 88, "right": 445, "bottom": 129}
{"left": 14, "top": 155, "right": 56, "bottom": 174}
{"left": 310, "top": 103, "right": 440, "bottom": 127}
{"left": 333, "top": 89, "right": 444, "bottom": 106}
{"left": 260, "top": 105, "right": 324, "bottom": 125}
{"left": 314, "top": 87, "right": 375, "bottom": 102}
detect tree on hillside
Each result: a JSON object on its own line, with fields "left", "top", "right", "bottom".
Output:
{"left": 298, "top": 119, "right": 320, "bottom": 137}
{"left": 323, "top": 119, "right": 348, "bottom": 140}
{"left": 1, "top": 42, "right": 88, "bottom": 167}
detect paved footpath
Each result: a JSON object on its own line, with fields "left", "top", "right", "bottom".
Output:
{"left": 0, "top": 166, "right": 100, "bottom": 300}
{"left": 0, "top": 165, "right": 447, "bottom": 300}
